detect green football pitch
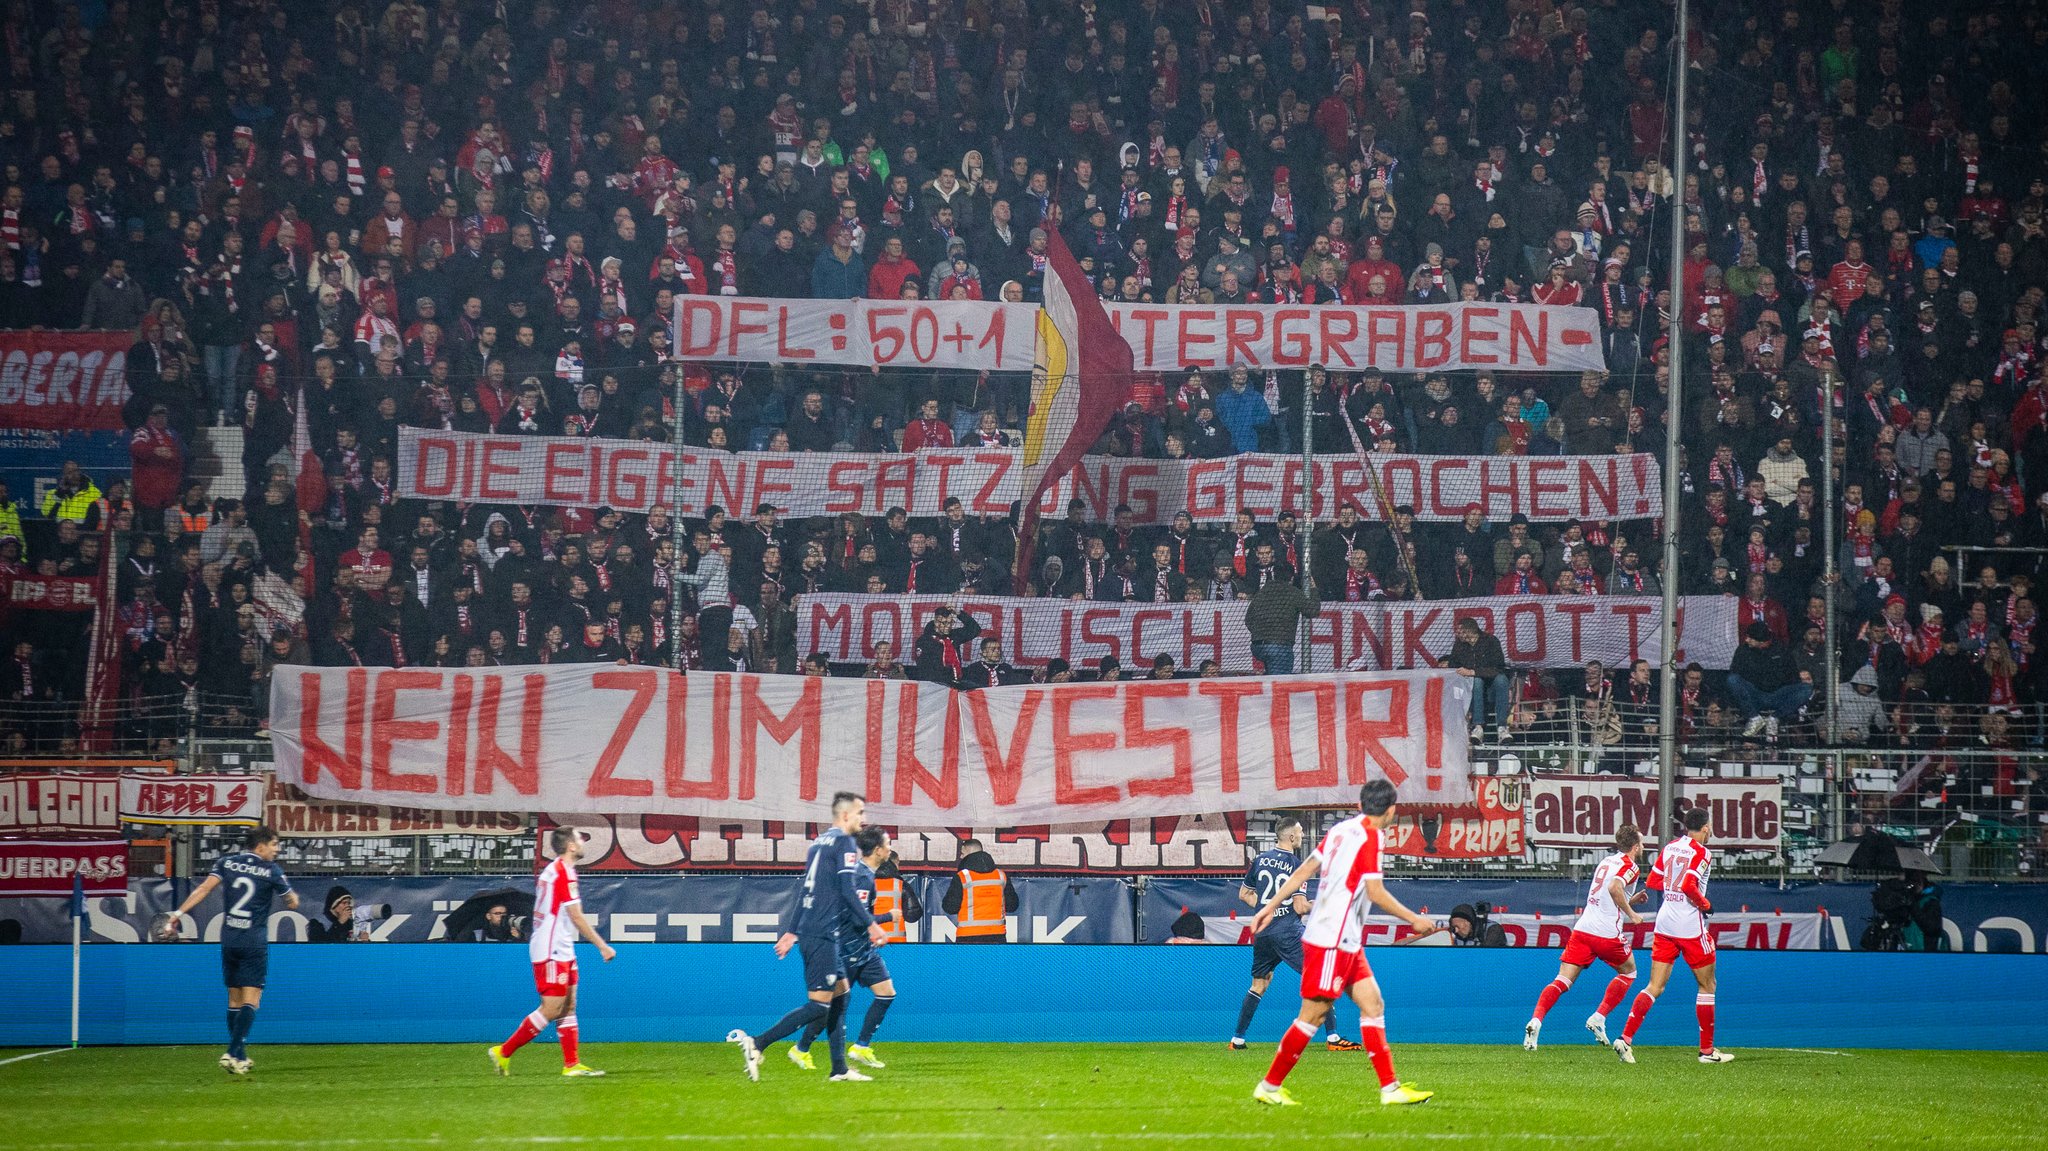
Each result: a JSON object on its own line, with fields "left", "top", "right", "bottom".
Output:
{"left": 4, "top": 1042, "right": 2042, "bottom": 1149}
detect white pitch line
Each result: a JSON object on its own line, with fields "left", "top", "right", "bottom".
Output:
{"left": 0, "top": 1048, "right": 70, "bottom": 1067}
{"left": 29, "top": 1133, "right": 2034, "bottom": 1151}
{"left": 1761, "top": 1048, "right": 1854, "bottom": 1057}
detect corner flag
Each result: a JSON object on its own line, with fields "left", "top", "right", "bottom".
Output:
{"left": 1014, "top": 225, "right": 1134, "bottom": 590}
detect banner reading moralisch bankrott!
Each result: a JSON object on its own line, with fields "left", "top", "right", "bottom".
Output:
{"left": 268, "top": 666, "right": 1474, "bottom": 826}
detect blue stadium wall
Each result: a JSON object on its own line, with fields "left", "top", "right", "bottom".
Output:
{"left": 3, "top": 944, "right": 2044, "bottom": 1050}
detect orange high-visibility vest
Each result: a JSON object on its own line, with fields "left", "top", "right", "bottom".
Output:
{"left": 875, "top": 875, "right": 907, "bottom": 943}
{"left": 955, "top": 868, "right": 1007, "bottom": 938}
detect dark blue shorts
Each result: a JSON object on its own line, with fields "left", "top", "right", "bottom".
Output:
{"left": 845, "top": 951, "right": 891, "bottom": 989}
{"left": 799, "top": 934, "right": 844, "bottom": 992}
{"left": 1251, "top": 928, "right": 1304, "bottom": 980}
{"left": 221, "top": 942, "right": 269, "bottom": 989}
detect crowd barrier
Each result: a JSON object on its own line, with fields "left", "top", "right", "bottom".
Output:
{"left": 6, "top": 876, "right": 2043, "bottom": 952}
{"left": 2, "top": 943, "right": 2040, "bottom": 1050}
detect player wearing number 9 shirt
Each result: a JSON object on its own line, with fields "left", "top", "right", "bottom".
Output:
{"left": 164, "top": 826, "right": 300, "bottom": 1076}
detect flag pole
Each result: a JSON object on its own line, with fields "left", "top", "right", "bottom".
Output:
{"left": 1656, "top": 0, "right": 1689, "bottom": 839}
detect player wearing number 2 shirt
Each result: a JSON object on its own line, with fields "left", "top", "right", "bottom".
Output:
{"left": 164, "top": 826, "right": 300, "bottom": 1075}
{"left": 1524, "top": 825, "right": 1647, "bottom": 1051}
{"left": 1615, "top": 808, "right": 1734, "bottom": 1065}
{"left": 1244, "top": 781, "right": 1437, "bottom": 1108}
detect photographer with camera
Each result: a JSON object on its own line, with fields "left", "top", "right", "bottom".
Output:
{"left": 308, "top": 885, "right": 392, "bottom": 942}
{"left": 1862, "top": 871, "right": 1944, "bottom": 952}
{"left": 1445, "top": 904, "right": 1509, "bottom": 947}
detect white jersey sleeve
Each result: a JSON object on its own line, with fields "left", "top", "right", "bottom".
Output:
{"left": 1572, "top": 851, "right": 1639, "bottom": 939}
{"left": 528, "top": 860, "right": 583, "bottom": 963}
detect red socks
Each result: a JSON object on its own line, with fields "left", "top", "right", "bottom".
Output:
{"left": 1596, "top": 974, "right": 1635, "bottom": 1018}
{"left": 502, "top": 1009, "right": 547, "bottom": 1056}
{"left": 1359, "top": 1016, "right": 1397, "bottom": 1088}
{"left": 1531, "top": 978, "right": 1571, "bottom": 1021}
{"left": 1621, "top": 990, "right": 1656, "bottom": 1042}
{"left": 1261, "top": 1019, "right": 1316, "bottom": 1089}
{"left": 1695, "top": 994, "right": 1715, "bottom": 1052}
{"left": 559, "top": 1013, "right": 580, "bottom": 1066}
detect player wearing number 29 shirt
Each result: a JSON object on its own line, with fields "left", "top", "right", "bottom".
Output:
{"left": 1244, "top": 780, "right": 1437, "bottom": 1108}
{"left": 164, "top": 826, "right": 300, "bottom": 1076}
{"left": 1524, "top": 825, "right": 1647, "bottom": 1052}
{"left": 1614, "top": 808, "right": 1734, "bottom": 1065}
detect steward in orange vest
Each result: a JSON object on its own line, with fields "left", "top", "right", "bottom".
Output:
{"left": 942, "top": 839, "right": 1017, "bottom": 942}
{"left": 873, "top": 853, "right": 923, "bottom": 943}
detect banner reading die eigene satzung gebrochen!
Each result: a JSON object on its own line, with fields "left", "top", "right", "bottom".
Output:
{"left": 267, "top": 666, "right": 1474, "bottom": 826}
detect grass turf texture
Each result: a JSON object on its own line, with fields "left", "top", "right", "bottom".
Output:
{"left": 4, "top": 1042, "right": 2042, "bottom": 1149}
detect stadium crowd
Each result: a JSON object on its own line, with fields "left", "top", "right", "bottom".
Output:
{"left": 0, "top": 0, "right": 2044, "bottom": 808}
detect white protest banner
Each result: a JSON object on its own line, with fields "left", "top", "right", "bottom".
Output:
{"left": 795, "top": 593, "right": 1738, "bottom": 672}
{"left": 119, "top": 773, "right": 267, "bottom": 826}
{"left": 398, "top": 427, "right": 1662, "bottom": 525}
{"left": 669, "top": 297, "right": 1036, "bottom": 372}
{"left": 268, "top": 665, "right": 1473, "bottom": 826}
{"left": 1525, "top": 775, "right": 1785, "bottom": 851}
{"left": 0, "top": 770, "right": 121, "bottom": 833}
{"left": 1355, "top": 912, "right": 1823, "bottom": 950}
{"left": 263, "top": 778, "right": 528, "bottom": 837}
{"left": 1103, "top": 301, "right": 1606, "bottom": 373}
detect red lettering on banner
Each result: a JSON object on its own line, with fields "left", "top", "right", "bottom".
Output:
{"left": 972, "top": 453, "right": 1011, "bottom": 514}
{"left": 479, "top": 441, "right": 521, "bottom": 500}
{"left": 1365, "top": 309, "right": 1406, "bottom": 368}
{"left": 1273, "top": 308, "right": 1311, "bottom": 363}
{"left": 1379, "top": 457, "right": 1422, "bottom": 512}
{"left": 710, "top": 676, "right": 742, "bottom": 799}
{"left": 1177, "top": 308, "right": 1218, "bottom": 368}
{"left": 1349, "top": 609, "right": 1392, "bottom": 670}
{"left": 370, "top": 670, "right": 441, "bottom": 794}
{"left": 1319, "top": 309, "right": 1360, "bottom": 368}
{"left": 1427, "top": 459, "right": 1473, "bottom": 517}
{"left": 413, "top": 435, "right": 456, "bottom": 496}
{"left": 1186, "top": 460, "right": 1226, "bottom": 519}
{"left": 1399, "top": 606, "right": 1442, "bottom": 666}
{"left": 961, "top": 689, "right": 1041, "bottom": 805}
{"left": 1574, "top": 459, "right": 1616, "bottom": 519}
{"left": 588, "top": 670, "right": 658, "bottom": 798}
{"left": 474, "top": 674, "right": 543, "bottom": 796}
{"left": 1508, "top": 309, "right": 1547, "bottom": 366}
{"left": 705, "top": 456, "right": 747, "bottom": 518}
{"left": 926, "top": 453, "right": 962, "bottom": 507}
{"left": 298, "top": 669, "right": 366, "bottom": 790}
{"left": 1051, "top": 685, "right": 1121, "bottom": 805}
{"left": 1235, "top": 457, "right": 1277, "bottom": 518}
{"left": 1342, "top": 680, "right": 1412, "bottom": 786}
{"left": 742, "top": 674, "right": 823, "bottom": 800}
{"left": 661, "top": 673, "right": 719, "bottom": 799}
{"left": 543, "top": 442, "right": 588, "bottom": 504}
{"left": 1479, "top": 460, "right": 1520, "bottom": 518}
{"left": 858, "top": 678, "right": 886, "bottom": 799}
{"left": 729, "top": 300, "right": 771, "bottom": 354}
{"left": 1423, "top": 678, "right": 1446, "bottom": 792}
{"left": 1555, "top": 600, "right": 1595, "bottom": 663}
{"left": 776, "top": 305, "right": 817, "bottom": 359}
{"left": 678, "top": 298, "right": 722, "bottom": 355}
{"left": 1123, "top": 682, "right": 1194, "bottom": 797}
{"left": 1224, "top": 310, "right": 1262, "bottom": 366}
{"left": 1330, "top": 459, "right": 1370, "bottom": 518}
{"left": 444, "top": 674, "right": 473, "bottom": 797}
{"left": 1414, "top": 310, "right": 1453, "bottom": 368}
{"left": 1127, "top": 308, "right": 1168, "bottom": 365}
{"left": 1502, "top": 601, "right": 1546, "bottom": 662}
{"left": 756, "top": 456, "right": 796, "bottom": 511}
{"left": 1528, "top": 459, "right": 1570, "bottom": 517}
{"left": 1271, "top": 682, "right": 1338, "bottom": 789}
{"left": 874, "top": 456, "right": 913, "bottom": 511}
{"left": 892, "top": 683, "right": 960, "bottom": 809}
{"left": 1459, "top": 306, "right": 1502, "bottom": 365}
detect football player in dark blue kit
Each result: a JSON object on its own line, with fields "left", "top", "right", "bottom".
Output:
{"left": 728, "top": 791, "right": 884, "bottom": 1082}
{"left": 791, "top": 826, "right": 900, "bottom": 1073}
{"left": 164, "top": 826, "right": 299, "bottom": 1075}
{"left": 1229, "top": 816, "right": 1362, "bottom": 1052}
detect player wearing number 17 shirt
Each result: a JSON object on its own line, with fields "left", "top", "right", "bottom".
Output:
{"left": 1524, "top": 824, "right": 1647, "bottom": 1051}
{"left": 1614, "top": 808, "right": 1734, "bottom": 1065}
{"left": 164, "top": 826, "right": 300, "bottom": 1075}
{"left": 1246, "top": 781, "right": 1437, "bottom": 1107}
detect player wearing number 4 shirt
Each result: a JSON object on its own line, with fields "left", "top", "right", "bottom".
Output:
{"left": 163, "top": 826, "right": 300, "bottom": 1075}
{"left": 487, "top": 827, "right": 616, "bottom": 1078}
{"left": 1246, "top": 781, "right": 1437, "bottom": 1107}
{"left": 1524, "top": 825, "right": 1649, "bottom": 1051}
{"left": 1614, "top": 808, "right": 1734, "bottom": 1065}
